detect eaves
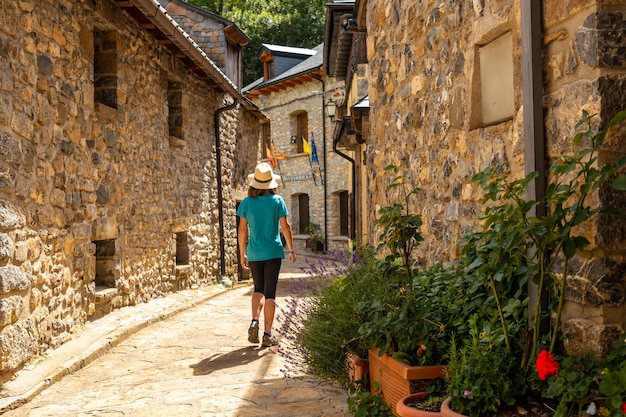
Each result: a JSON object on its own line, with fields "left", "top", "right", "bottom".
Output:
{"left": 245, "top": 66, "right": 324, "bottom": 97}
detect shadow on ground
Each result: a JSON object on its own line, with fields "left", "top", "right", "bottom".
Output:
{"left": 190, "top": 346, "right": 272, "bottom": 376}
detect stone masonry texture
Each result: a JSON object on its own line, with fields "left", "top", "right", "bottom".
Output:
{"left": 0, "top": 0, "right": 259, "bottom": 385}
{"left": 365, "top": 0, "right": 626, "bottom": 354}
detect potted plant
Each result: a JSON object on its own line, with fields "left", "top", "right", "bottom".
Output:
{"left": 355, "top": 166, "right": 457, "bottom": 414}
{"left": 305, "top": 222, "right": 325, "bottom": 252}
{"left": 397, "top": 391, "right": 447, "bottom": 417}
{"left": 348, "top": 382, "right": 394, "bottom": 417}
{"left": 442, "top": 110, "right": 626, "bottom": 417}
{"left": 360, "top": 263, "right": 457, "bottom": 415}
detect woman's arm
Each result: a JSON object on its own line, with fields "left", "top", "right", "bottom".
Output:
{"left": 237, "top": 217, "right": 249, "bottom": 270}
{"left": 279, "top": 216, "right": 297, "bottom": 263}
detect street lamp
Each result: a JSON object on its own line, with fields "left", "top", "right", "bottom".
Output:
{"left": 326, "top": 97, "right": 337, "bottom": 120}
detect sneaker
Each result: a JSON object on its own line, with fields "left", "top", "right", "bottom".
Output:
{"left": 261, "top": 332, "right": 278, "bottom": 348}
{"left": 248, "top": 321, "right": 259, "bottom": 344}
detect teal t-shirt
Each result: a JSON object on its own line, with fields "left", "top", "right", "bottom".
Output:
{"left": 237, "top": 194, "right": 288, "bottom": 261}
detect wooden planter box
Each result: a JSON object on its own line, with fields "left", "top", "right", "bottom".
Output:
{"left": 368, "top": 348, "right": 447, "bottom": 417}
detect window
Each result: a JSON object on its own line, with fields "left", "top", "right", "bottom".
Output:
{"left": 264, "top": 59, "right": 275, "bottom": 80}
{"left": 175, "top": 232, "right": 189, "bottom": 265}
{"left": 477, "top": 32, "right": 514, "bottom": 126}
{"left": 94, "top": 239, "right": 116, "bottom": 288}
{"left": 262, "top": 123, "right": 271, "bottom": 154}
{"left": 168, "top": 82, "right": 183, "bottom": 139}
{"left": 298, "top": 194, "right": 310, "bottom": 234}
{"left": 94, "top": 31, "right": 118, "bottom": 109}
{"left": 296, "top": 112, "right": 308, "bottom": 153}
{"left": 339, "top": 191, "right": 349, "bottom": 236}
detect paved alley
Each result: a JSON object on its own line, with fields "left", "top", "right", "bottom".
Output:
{"left": 0, "top": 256, "right": 349, "bottom": 417}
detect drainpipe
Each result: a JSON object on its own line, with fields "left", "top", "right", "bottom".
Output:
{"left": 214, "top": 98, "right": 238, "bottom": 286}
{"left": 310, "top": 75, "right": 328, "bottom": 250}
{"left": 333, "top": 117, "right": 357, "bottom": 241}
{"left": 521, "top": 0, "right": 548, "bottom": 332}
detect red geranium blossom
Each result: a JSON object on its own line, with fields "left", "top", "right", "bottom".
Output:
{"left": 621, "top": 402, "right": 626, "bottom": 414}
{"left": 536, "top": 349, "right": 559, "bottom": 381}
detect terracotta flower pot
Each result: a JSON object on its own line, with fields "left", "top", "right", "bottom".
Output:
{"left": 368, "top": 348, "right": 448, "bottom": 416}
{"left": 396, "top": 392, "right": 443, "bottom": 417}
{"left": 347, "top": 353, "right": 369, "bottom": 384}
{"left": 440, "top": 398, "right": 466, "bottom": 417}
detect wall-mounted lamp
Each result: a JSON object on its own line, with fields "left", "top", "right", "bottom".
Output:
{"left": 290, "top": 135, "right": 297, "bottom": 144}
{"left": 326, "top": 97, "right": 337, "bottom": 120}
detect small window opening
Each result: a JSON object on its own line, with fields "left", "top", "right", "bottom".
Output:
{"left": 94, "top": 31, "right": 118, "bottom": 109}
{"left": 168, "top": 82, "right": 183, "bottom": 139}
{"left": 176, "top": 232, "right": 189, "bottom": 265}
{"left": 94, "top": 239, "right": 116, "bottom": 288}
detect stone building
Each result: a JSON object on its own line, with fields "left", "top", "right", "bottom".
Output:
{"left": 244, "top": 44, "right": 350, "bottom": 254}
{"left": 0, "top": 0, "right": 264, "bottom": 385}
{"left": 156, "top": 0, "right": 248, "bottom": 89}
{"left": 330, "top": 0, "right": 626, "bottom": 353}
{"left": 324, "top": 0, "right": 370, "bottom": 247}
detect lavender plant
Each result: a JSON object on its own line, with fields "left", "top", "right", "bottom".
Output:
{"left": 274, "top": 251, "right": 356, "bottom": 384}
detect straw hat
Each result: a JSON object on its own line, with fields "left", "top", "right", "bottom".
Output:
{"left": 247, "top": 162, "right": 281, "bottom": 189}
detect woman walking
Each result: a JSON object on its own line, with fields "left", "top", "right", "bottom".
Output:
{"left": 237, "top": 162, "right": 296, "bottom": 347}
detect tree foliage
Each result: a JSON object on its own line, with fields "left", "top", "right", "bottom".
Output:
{"left": 184, "top": 0, "right": 327, "bottom": 85}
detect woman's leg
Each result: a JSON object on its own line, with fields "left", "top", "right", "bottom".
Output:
{"left": 252, "top": 292, "right": 264, "bottom": 320}
{"left": 248, "top": 261, "right": 266, "bottom": 344}
{"left": 261, "top": 258, "right": 282, "bottom": 333}
{"left": 248, "top": 261, "right": 266, "bottom": 320}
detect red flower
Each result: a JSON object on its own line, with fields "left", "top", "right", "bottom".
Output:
{"left": 621, "top": 402, "right": 626, "bottom": 414}
{"left": 536, "top": 349, "right": 559, "bottom": 381}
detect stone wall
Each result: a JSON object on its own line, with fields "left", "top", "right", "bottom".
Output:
{"left": 542, "top": 2, "right": 626, "bottom": 354}
{"left": 0, "top": 0, "right": 258, "bottom": 384}
{"left": 365, "top": 0, "right": 626, "bottom": 353}
{"left": 366, "top": 0, "right": 524, "bottom": 263}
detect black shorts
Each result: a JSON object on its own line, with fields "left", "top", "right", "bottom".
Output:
{"left": 248, "top": 258, "right": 282, "bottom": 299}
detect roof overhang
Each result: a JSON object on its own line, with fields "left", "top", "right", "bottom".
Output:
{"left": 245, "top": 68, "right": 325, "bottom": 97}
{"left": 324, "top": 2, "right": 355, "bottom": 80}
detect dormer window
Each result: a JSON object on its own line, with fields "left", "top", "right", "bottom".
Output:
{"left": 264, "top": 58, "right": 275, "bottom": 80}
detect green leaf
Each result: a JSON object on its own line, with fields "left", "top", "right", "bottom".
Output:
{"left": 563, "top": 239, "right": 576, "bottom": 258}
{"left": 573, "top": 132, "right": 584, "bottom": 146}
{"left": 616, "top": 156, "right": 626, "bottom": 168}
{"left": 611, "top": 175, "right": 626, "bottom": 190}
{"left": 573, "top": 236, "right": 590, "bottom": 250}
{"left": 602, "top": 206, "right": 625, "bottom": 218}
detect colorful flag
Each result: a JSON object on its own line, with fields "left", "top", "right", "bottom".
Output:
{"left": 265, "top": 145, "right": 276, "bottom": 168}
{"left": 302, "top": 137, "right": 312, "bottom": 155}
{"left": 272, "top": 143, "right": 288, "bottom": 160}
{"left": 310, "top": 137, "right": 319, "bottom": 164}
